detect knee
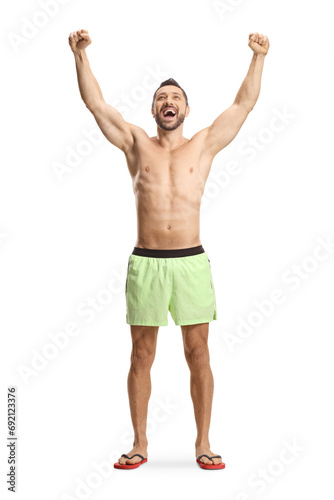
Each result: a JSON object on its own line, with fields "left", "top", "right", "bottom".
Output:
{"left": 185, "top": 345, "right": 210, "bottom": 370}
{"left": 130, "top": 342, "right": 156, "bottom": 371}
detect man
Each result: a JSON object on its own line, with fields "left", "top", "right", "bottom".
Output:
{"left": 68, "top": 29, "right": 269, "bottom": 470}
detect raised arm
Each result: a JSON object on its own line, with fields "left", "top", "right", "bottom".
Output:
{"left": 68, "top": 29, "right": 134, "bottom": 153}
{"left": 204, "top": 32, "right": 270, "bottom": 157}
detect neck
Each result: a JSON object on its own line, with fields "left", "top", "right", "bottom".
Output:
{"left": 156, "top": 126, "right": 186, "bottom": 149}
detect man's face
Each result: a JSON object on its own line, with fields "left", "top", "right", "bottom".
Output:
{"left": 152, "top": 85, "right": 189, "bottom": 131}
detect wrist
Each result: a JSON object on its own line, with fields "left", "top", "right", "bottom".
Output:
{"left": 73, "top": 49, "right": 88, "bottom": 62}
{"left": 253, "top": 52, "right": 266, "bottom": 59}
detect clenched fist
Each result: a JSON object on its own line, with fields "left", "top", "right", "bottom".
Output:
{"left": 248, "top": 32, "right": 269, "bottom": 56}
{"left": 68, "top": 29, "right": 92, "bottom": 53}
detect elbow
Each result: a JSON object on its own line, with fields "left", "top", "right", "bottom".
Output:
{"left": 85, "top": 99, "right": 105, "bottom": 114}
{"left": 85, "top": 101, "right": 94, "bottom": 112}
{"left": 244, "top": 101, "right": 256, "bottom": 113}
{"left": 244, "top": 99, "right": 256, "bottom": 112}
{"left": 84, "top": 99, "right": 101, "bottom": 112}
{"left": 247, "top": 96, "right": 260, "bottom": 112}
{"left": 235, "top": 99, "right": 255, "bottom": 113}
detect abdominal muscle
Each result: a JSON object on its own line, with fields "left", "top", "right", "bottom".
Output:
{"left": 134, "top": 176, "right": 203, "bottom": 250}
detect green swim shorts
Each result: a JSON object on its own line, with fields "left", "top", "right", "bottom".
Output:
{"left": 125, "top": 245, "right": 217, "bottom": 326}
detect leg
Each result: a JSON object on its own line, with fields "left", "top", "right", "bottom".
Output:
{"left": 181, "top": 322, "right": 222, "bottom": 466}
{"left": 118, "top": 325, "right": 159, "bottom": 465}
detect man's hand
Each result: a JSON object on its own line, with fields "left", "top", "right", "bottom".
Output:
{"left": 68, "top": 29, "right": 92, "bottom": 54}
{"left": 248, "top": 32, "right": 269, "bottom": 56}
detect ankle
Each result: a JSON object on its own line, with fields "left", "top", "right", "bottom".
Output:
{"left": 195, "top": 439, "right": 210, "bottom": 449}
{"left": 133, "top": 437, "right": 148, "bottom": 448}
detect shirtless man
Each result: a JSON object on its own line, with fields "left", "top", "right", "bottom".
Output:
{"left": 69, "top": 29, "right": 269, "bottom": 470}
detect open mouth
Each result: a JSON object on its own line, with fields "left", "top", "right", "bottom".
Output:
{"left": 162, "top": 107, "right": 177, "bottom": 119}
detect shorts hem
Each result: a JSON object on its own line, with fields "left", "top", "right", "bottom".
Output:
{"left": 173, "top": 316, "right": 217, "bottom": 326}
{"left": 126, "top": 318, "right": 168, "bottom": 326}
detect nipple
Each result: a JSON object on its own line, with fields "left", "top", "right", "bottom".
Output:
{"left": 145, "top": 166, "right": 150, "bottom": 172}
{"left": 189, "top": 167, "right": 193, "bottom": 173}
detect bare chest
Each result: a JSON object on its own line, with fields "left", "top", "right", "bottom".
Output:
{"left": 126, "top": 139, "right": 209, "bottom": 197}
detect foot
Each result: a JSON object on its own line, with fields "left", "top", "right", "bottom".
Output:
{"left": 117, "top": 444, "right": 148, "bottom": 466}
{"left": 195, "top": 443, "right": 223, "bottom": 466}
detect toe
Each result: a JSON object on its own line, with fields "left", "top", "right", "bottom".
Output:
{"left": 126, "top": 456, "right": 141, "bottom": 465}
{"left": 211, "top": 457, "right": 222, "bottom": 465}
{"left": 119, "top": 454, "right": 143, "bottom": 465}
{"left": 199, "top": 456, "right": 213, "bottom": 465}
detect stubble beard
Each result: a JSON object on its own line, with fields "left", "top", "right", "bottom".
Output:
{"left": 154, "top": 109, "right": 186, "bottom": 131}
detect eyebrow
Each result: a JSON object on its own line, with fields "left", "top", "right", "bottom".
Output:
{"left": 156, "top": 91, "right": 182, "bottom": 97}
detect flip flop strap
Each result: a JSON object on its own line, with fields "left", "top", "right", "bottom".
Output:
{"left": 197, "top": 454, "right": 222, "bottom": 460}
{"left": 121, "top": 453, "right": 145, "bottom": 460}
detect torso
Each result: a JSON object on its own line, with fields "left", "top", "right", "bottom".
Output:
{"left": 124, "top": 126, "right": 214, "bottom": 249}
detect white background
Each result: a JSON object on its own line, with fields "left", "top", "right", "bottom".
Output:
{"left": 1, "top": 0, "right": 334, "bottom": 498}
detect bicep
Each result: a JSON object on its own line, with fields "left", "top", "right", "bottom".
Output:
{"left": 205, "top": 103, "right": 250, "bottom": 156}
{"left": 87, "top": 100, "right": 134, "bottom": 153}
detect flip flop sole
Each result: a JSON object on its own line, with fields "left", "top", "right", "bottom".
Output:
{"left": 114, "top": 458, "right": 148, "bottom": 469}
{"left": 196, "top": 459, "right": 225, "bottom": 470}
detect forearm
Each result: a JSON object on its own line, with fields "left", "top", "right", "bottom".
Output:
{"left": 73, "top": 50, "right": 103, "bottom": 108}
{"left": 234, "top": 53, "right": 266, "bottom": 111}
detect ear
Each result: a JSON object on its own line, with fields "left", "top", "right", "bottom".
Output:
{"left": 185, "top": 105, "right": 190, "bottom": 117}
{"left": 151, "top": 106, "right": 155, "bottom": 118}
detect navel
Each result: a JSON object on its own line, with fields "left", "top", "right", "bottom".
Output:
{"left": 145, "top": 165, "right": 150, "bottom": 172}
{"left": 167, "top": 225, "right": 171, "bottom": 230}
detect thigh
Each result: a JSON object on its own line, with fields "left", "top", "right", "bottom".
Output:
{"left": 170, "top": 253, "right": 217, "bottom": 325}
{"left": 126, "top": 255, "right": 170, "bottom": 326}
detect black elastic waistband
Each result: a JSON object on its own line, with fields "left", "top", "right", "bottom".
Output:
{"left": 132, "top": 245, "right": 205, "bottom": 258}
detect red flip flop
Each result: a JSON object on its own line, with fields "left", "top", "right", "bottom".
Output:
{"left": 114, "top": 453, "right": 148, "bottom": 469}
{"left": 196, "top": 454, "right": 225, "bottom": 470}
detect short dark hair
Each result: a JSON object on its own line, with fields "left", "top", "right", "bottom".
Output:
{"left": 152, "top": 78, "right": 189, "bottom": 108}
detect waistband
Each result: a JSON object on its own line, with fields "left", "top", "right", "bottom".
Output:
{"left": 132, "top": 244, "right": 205, "bottom": 258}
